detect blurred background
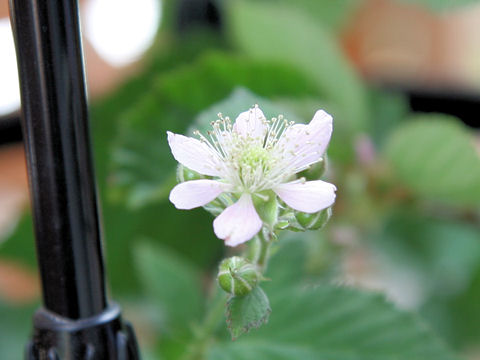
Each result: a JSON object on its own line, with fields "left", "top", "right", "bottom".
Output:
{"left": 0, "top": 0, "right": 479, "bottom": 359}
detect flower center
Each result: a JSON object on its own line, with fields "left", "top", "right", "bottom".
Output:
{"left": 194, "top": 110, "right": 297, "bottom": 192}
{"left": 239, "top": 145, "right": 270, "bottom": 170}
{"left": 234, "top": 144, "right": 275, "bottom": 191}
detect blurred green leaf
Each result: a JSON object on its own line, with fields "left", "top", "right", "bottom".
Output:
{"left": 261, "top": 238, "right": 310, "bottom": 293}
{"left": 112, "top": 52, "right": 318, "bottom": 208}
{"left": 156, "top": 52, "right": 318, "bottom": 114}
{"left": 398, "top": 0, "right": 480, "bottom": 11}
{"left": 445, "top": 266, "right": 480, "bottom": 347}
{"left": 134, "top": 241, "right": 204, "bottom": 334}
{"left": 386, "top": 114, "right": 480, "bottom": 205}
{"left": 368, "top": 89, "right": 409, "bottom": 146}
{"left": 421, "top": 266, "right": 480, "bottom": 350}
{"left": 371, "top": 211, "right": 480, "bottom": 349}
{"left": 194, "top": 87, "right": 304, "bottom": 133}
{"left": 226, "top": 287, "right": 271, "bottom": 340}
{"left": 243, "top": 0, "right": 362, "bottom": 32}
{"left": 210, "top": 284, "right": 458, "bottom": 360}
{"left": 0, "top": 302, "right": 35, "bottom": 360}
{"left": 0, "top": 213, "right": 36, "bottom": 270}
{"left": 111, "top": 97, "right": 183, "bottom": 208}
{"left": 374, "top": 213, "right": 480, "bottom": 300}
{"left": 266, "top": 0, "right": 362, "bottom": 32}
{"left": 227, "top": 1, "right": 369, "bottom": 140}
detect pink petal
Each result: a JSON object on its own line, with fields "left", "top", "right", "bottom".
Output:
{"left": 169, "top": 180, "right": 230, "bottom": 210}
{"left": 213, "top": 194, "right": 263, "bottom": 247}
{"left": 277, "top": 109, "right": 333, "bottom": 172}
{"left": 274, "top": 180, "right": 336, "bottom": 213}
{"left": 233, "top": 105, "right": 267, "bottom": 141}
{"left": 167, "top": 131, "right": 221, "bottom": 176}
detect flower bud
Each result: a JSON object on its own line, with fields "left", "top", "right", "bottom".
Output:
{"left": 176, "top": 164, "right": 204, "bottom": 183}
{"left": 217, "top": 257, "right": 259, "bottom": 296}
{"left": 295, "top": 207, "right": 332, "bottom": 230}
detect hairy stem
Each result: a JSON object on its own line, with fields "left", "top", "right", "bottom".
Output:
{"left": 256, "top": 230, "right": 273, "bottom": 272}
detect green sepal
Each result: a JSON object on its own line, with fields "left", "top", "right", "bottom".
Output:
{"left": 176, "top": 164, "right": 205, "bottom": 183}
{"left": 275, "top": 220, "right": 290, "bottom": 230}
{"left": 276, "top": 211, "right": 305, "bottom": 232}
{"left": 298, "top": 157, "right": 326, "bottom": 181}
{"left": 295, "top": 207, "right": 332, "bottom": 230}
{"left": 253, "top": 190, "right": 278, "bottom": 229}
{"left": 203, "top": 193, "right": 236, "bottom": 217}
{"left": 203, "top": 198, "right": 225, "bottom": 217}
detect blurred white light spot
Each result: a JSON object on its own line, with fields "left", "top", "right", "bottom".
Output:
{"left": 84, "top": 0, "right": 161, "bottom": 67}
{"left": 0, "top": 19, "right": 21, "bottom": 116}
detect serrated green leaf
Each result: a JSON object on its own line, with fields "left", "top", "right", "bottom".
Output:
{"left": 226, "top": 287, "right": 272, "bottom": 340}
{"left": 134, "top": 242, "right": 204, "bottom": 334}
{"left": 207, "top": 237, "right": 459, "bottom": 359}
{"left": 211, "top": 284, "right": 459, "bottom": 360}
{"left": 386, "top": 114, "right": 480, "bottom": 205}
{"left": 227, "top": 1, "right": 368, "bottom": 138}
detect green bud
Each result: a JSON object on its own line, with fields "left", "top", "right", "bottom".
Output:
{"left": 253, "top": 190, "right": 278, "bottom": 229}
{"left": 298, "top": 157, "right": 326, "bottom": 181}
{"left": 217, "top": 257, "right": 259, "bottom": 297}
{"left": 295, "top": 207, "right": 332, "bottom": 230}
{"left": 176, "top": 164, "right": 204, "bottom": 183}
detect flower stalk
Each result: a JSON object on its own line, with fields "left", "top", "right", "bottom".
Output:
{"left": 255, "top": 229, "right": 273, "bottom": 272}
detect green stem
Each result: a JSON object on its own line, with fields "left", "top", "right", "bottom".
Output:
{"left": 256, "top": 230, "right": 273, "bottom": 272}
{"left": 181, "top": 289, "right": 227, "bottom": 360}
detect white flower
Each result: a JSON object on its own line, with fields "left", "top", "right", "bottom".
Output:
{"left": 167, "top": 105, "right": 337, "bottom": 247}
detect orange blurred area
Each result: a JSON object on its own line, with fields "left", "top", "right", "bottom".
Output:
{"left": 0, "top": 145, "right": 28, "bottom": 235}
{"left": 0, "top": 0, "right": 7, "bottom": 18}
{"left": 0, "top": 259, "right": 39, "bottom": 304}
{"left": 342, "top": 0, "right": 480, "bottom": 91}
{"left": 0, "top": 145, "right": 35, "bottom": 303}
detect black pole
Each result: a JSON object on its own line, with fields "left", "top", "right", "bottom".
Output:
{"left": 9, "top": 0, "right": 140, "bottom": 358}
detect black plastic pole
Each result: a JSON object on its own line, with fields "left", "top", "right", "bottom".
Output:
{"left": 9, "top": 0, "right": 140, "bottom": 358}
